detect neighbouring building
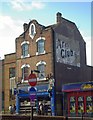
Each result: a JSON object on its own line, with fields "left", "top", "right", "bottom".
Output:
{"left": 2, "top": 12, "right": 93, "bottom": 117}
{"left": 0, "top": 59, "right": 2, "bottom": 112}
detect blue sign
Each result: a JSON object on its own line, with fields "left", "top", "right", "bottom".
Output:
{"left": 29, "top": 87, "right": 37, "bottom": 101}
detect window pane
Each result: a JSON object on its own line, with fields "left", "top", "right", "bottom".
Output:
{"left": 37, "top": 40, "right": 44, "bottom": 54}
{"left": 37, "top": 64, "right": 45, "bottom": 79}
{"left": 9, "top": 68, "right": 15, "bottom": 78}
{"left": 86, "top": 96, "right": 93, "bottom": 114}
{"left": 70, "top": 97, "right": 76, "bottom": 114}
{"left": 78, "top": 96, "right": 84, "bottom": 114}
{"left": 31, "top": 25, "right": 34, "bottom": 35}
{"left": 22, "top": 43, "right": 28, "bottom": 57}
{"left": 22, "top": 67, "right": 29, "bottom": 80}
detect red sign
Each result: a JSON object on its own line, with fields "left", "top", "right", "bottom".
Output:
{"left": 28, "top": 73, "right": 37, "bottom": 86}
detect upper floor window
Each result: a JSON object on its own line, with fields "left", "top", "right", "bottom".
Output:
{"left": 31, "top": 24, "right": 34, "bottom": 36}
{"left": 36, "top": 37, "right": 45, "bottom": 55}
{"left": 9, "top": 67, "right": 15, "bottom": 78}
{"left": 21, "top": 41, "right": 29, "bottom": 58}
{"left": 29, "top": 23, "right": 36, "bottom": 39}
{"left": 36, "top": 61, "right": 46, "bottom": 80}
{"left": 21, "top": 64, "right": 30, "bottom": 82}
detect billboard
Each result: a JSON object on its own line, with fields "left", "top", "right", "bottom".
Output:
{"left": 55, "top": 33, "right": 80, "bottom": 67}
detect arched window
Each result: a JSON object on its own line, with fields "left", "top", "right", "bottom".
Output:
{"left": 21, "top": 64, "right": 30, "bottom": 82}
{"left": 36, "top": 37, "right": 45, "bottom": 55}
{"left": 31, "top": 24, "right": 34, "bottom": 36}
{"left": 29, "top": 23, "right": 36, "bottom": 39}
{"left": 21, "top": 41, "right": 29, "bottom": 58}
{"left": 36, "top": 61, "right": 46, "bottom": 79}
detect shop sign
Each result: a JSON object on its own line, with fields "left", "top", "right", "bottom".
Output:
{"left": 81, "top": 83, "right": 93, "bottom": 90}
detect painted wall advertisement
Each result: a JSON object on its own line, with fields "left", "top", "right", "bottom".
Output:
{"left": 55, "top": 33, "right": 80, "bottom": 67}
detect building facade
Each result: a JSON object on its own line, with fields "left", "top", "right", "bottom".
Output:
{"left": 2, "top": 12, "right": 93, "bottom": 116}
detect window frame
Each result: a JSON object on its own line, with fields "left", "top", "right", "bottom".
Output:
{"left": 36, "top": 37, "right": 46, "bottom": 55}
{"left": 21, "top": 41, "right": 29, "bottom": 58}
{"left": 29, "top": 23, "right": 36, "bottom": 39}
{"left": 21, "top": 64, "right": 30, "bottom": 82}
{"left": 36, "top": 61, "right": 46, "bottom": 80}
{"left": 9, "top": 67, "right": 15, "bottom": 78}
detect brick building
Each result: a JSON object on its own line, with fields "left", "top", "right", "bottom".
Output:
{"left": 2, "top": 12, "right": 93, "bottom": 116}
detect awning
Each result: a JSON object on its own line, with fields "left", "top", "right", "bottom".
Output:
{"left": 17, "top": 84, "right": 49, "bottom": 98}
{"left": 62, "top": 81, "right": 93, "bottom": 92}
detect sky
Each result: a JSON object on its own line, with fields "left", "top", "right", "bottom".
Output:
{"left": 0, "top": 0, "right": 92, "bottom": 66}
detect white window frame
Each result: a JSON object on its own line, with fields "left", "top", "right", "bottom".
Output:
{"left": 21, "top": 41, "right": 30, "bottom": 58}
{"left": 36, "top": 37, "right": 46, "bottom": 55}
{"left": 36, "top": 61, "right": 46, "bottom": 81}
{"left": 29, "top": 23, "right": 36, "bottom": 39}
{"left": 21, "top": 64, "right": 30, "bottom": 83}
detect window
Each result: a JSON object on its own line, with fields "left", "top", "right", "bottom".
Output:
{"left": 31, "top": 24, "right": 34, "bottom": 36}
{"left": 36, "top": 61, "right": 46, "bottom": 79}
{"left": 9, "top": 67, "right": 15, "bottom": 78}
{"left": 70, "top": 96, "right": 76, "bottom": 114}
{"left": 21, "top": 64, "right": 30, "bottom": 81}
{"left": 22, "top": 67, "right": 29, "bottom": 81}
{"left": 29, "top": 23, "right": 36, "bottom": 39}
{"left": 22, "top": 43, "right": 29, "bottom": 57}
{"left": 86, "top": 96, "right": 93, "bottom": 114}
{"left": 78, "top": 96, "right": 84, "bottom": 114}
{"left": 36, "top": 37, "right": 45, "bottom": 55}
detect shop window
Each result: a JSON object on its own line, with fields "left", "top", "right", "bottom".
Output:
{"left": 9, "top": 67, "right": 15, "bottom": 78}
{"left": 86, "top": 96, "right": 93, "bottom": 114}
{"left": 70, "top": 96, "right": 76, "bottom": 114}
{"left": 78, "top": 96, "right": 84, "bottom": 114}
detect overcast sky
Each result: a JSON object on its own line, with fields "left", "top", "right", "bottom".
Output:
{"left": 0, "top": 0, "right": 92, "bottom": 66}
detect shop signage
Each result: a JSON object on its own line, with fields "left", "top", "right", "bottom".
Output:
{"left": 81, "top": 83, "right": 93, "bottom": 90}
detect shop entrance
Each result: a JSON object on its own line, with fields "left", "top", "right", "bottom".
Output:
{"left": 68, "top": 91, "right": 93, "bottom": 117}
{"left": 37, "top": 97, "right": 51, "bottom": 115}
{"left": 18, "top": 96, "right": 51, "bottom": 115}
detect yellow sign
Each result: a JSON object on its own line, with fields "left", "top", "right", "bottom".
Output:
{"left": 81, "top": 83, "right": 93, "bottom": 90}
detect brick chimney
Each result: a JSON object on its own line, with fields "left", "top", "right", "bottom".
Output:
{"left": 56, "top": 12, "right": 62, "bottom": 24}
{"left": 23, "top": 23, "right": 28, "bottom": 31}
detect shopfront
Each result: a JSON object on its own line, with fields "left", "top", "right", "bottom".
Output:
{"left": 62, "top": 82, "right": 93, "bottom": 117}
{"left": 15, "top": 84, "right": 55, "bottom": 115}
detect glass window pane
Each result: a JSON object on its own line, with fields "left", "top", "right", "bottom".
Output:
{"left": 70, "top": 96, "right": 76, "bottom": 114}
{"left": 78, "top": 96, "right": 84, "bottom": 114}
{"left": 37, "top": 64, "right": 45, "bottom": 79}
{"left": 22, "top": 67, "right": 29, "bottom": 80}
{"left": 86, "top": 96, "right": 93, "bottom": 114}
{"left": 31, "top": 25, "right": 34, "bottom": 35}
{"left": 22, "top": 43, "right": 28, "bottom": 57}
{"left": 37, "top": 40, "right": 44, "bottom": 54}
{"left": 9, "top": 68, "right": 15, "bottom": 78}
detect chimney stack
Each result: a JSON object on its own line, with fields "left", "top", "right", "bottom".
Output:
{"left": 56, "top": 12, "right": 62, "bottom": 24}
{"left": 23, "top": 23, "right": 28, "bottom": 31}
